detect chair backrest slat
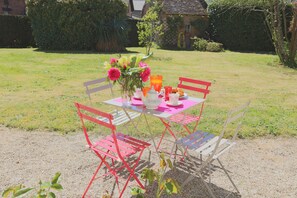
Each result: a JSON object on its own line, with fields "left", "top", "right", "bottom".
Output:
{"left": 226, "top": 111, "right": 245, "bottom": 125}
{"left": 177, "top": 77, "right": 211, "bottom": 99}
{"left": 178, "top": 84, "right": 210, "bottom": 95}
{"left": 86, "top": 84, "right": 112, "bottom": 95}
{"left": 179, "top": 77, "right": 211, "bottom": 86}
{"left": 202, "top": 101, "right": 250, "bottom": 166}
{"left": 83, "top": 77, "right": 113, "bottom": 101}
{"left": 81, "top": 113, "right": 114, "bottom": 130}
{"left": 83, "top": 78, "right": 106, "bottom": 86}
{"left": 76, "top": 102, "right": 112, "bottom": 119}
{"left": 229, "top": 101, "right": 250, "bottom": 114}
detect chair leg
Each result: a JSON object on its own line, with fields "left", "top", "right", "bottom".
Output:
{"left": 117, "top": 151, "right": 146, "bottom": 197}
{"left": 156, "top": 128, "right": 167, "bottom": 151}
{"left": 217, "top": 158, "right": 240, "bottom": 194}
{"left": 157, "top": 119, "right": 177, "bottom": 151}
{"left": 82, "top": 160, "right": 104, "bottom": 198}
{"left": 179, "top": 146, "right": 216, "bottom": 198}
{"left": 183, "top": 125, "right": 192, "bottom": 134}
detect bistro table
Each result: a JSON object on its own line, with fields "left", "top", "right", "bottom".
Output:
{"left": 103, "top": 96, "right": 205, "bottom": 153}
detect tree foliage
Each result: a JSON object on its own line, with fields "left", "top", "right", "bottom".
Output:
{"left": 211, "top": 0, "right": 297, "bottom": 68}
{"left": 137, "top": 0, "right": 164, "bottom": 55}
{"left": 27, "top": 0, "right": 128, "bottom": 51}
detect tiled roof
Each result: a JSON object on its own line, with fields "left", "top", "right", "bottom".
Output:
{"left": 163, "top": 0, "right": 207, "bottom": 15}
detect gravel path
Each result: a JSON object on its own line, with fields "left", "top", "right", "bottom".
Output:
{"left": 1, "top": 126, "right": 296, "bottom": 198}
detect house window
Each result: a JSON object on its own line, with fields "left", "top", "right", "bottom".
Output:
{"left": 3, "top": 0, "right": 10, "bottom": 15}
{"left": 185, "top": 24, "right": 191, "bottom": 33}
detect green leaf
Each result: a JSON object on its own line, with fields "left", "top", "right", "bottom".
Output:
{"left": 40, "top": 182, "right": 51, "bottom": 189}
{"left": 166, "top": 158, "right": 174, "bottom": 169}
{"left": 51, "top": 172, "right": 61, "bottom": 184}
{"left": 164, "top": 182, "right": 174, "bottom": 194}
{"left": 160, "top": 153, "right": 165, "bottom": 161}
{"left": 164, "top": 178, "right": 180, "bottom": 194}
{"left": 130, "top": 187, "right": 145, "bottom": 196}
{"left": 129, "top": 55, "right": 137, "bottom": 67}
{"left": 2, "top": 186, "right": 16, "bottom": 198}
{"left": 160, "top": 158, "right": 166, "bottom": 169}
{"left": 50, "top": 183, "right": 63, "bottom": 190}
{"left": 141, "top": 52, "right": 153, "bottom": 61}
{"left": 48, "top": 192, "right": 56, "bottom": 198}
{"left": 135, "top": 54, "right": 144, "bottom": 66}
{"left": 141, "top": 168, "right": 156, "bottom": 185}
{"left": 14, "top": 188, "right": 33, "bottom": 197}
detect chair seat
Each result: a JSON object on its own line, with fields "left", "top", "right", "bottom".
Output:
{"left": 176, "top": 130, "right": 235, "bottom": 158}
{"left": 91, "top": 133, "right": 151, "bottom": 161}
{"left": 97, "top": 110, "right": 140, "bottom": 126}
{"left": 169, "top": 113, "right": 200, "bottom": 125}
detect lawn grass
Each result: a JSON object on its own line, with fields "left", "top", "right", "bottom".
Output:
{"left": 0, "top": 48, "right": 296, "bottom": 138}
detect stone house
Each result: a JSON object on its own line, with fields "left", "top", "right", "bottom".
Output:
{"left": 1, "top": 0, "right": 26, "bottom": 15}
{"left": 143, "top": 0, "right": 208, "bottom": 49}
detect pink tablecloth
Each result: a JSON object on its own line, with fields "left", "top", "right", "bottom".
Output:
{"left": 115, "top": 97, "right": 199, "bottom": 115}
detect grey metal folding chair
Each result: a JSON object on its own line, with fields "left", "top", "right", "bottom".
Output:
{"left": 83, "top": 77, "right": 140, "bottom": 126}
{"left": 172, "top": 101, "right": 250, "bottom": 198}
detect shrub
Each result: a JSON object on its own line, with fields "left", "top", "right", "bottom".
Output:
{"left": 0, "top": 15, "right": 35, "bottom": 48}
{"left": 208, "top": 2, "right": 275, "bottom": 51}
{"left": 192, "top": 38, "right": 208, "bottom": 51}
{"left": 27, "top": 0, "right": 128, "bottom": 51}
{"left": 206, "top": 42, "right": 224, "bottom": 52}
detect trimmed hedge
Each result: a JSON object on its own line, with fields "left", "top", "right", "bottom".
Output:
{"left": 126, "top": 19, "right": 140, "bottom": 47}
{"left": 27, "top": 0, "right": 128, "bottom": 51}
{"left": 209, "top": 6, "right": 274, "bottom": 51}
{"left": 0, "top": 15, "right": 35, "bottom": 48}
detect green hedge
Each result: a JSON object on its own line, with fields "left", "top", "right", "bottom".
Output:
{"left": 126, "top": 19, "right": 140, "bottom": 47}
{"left": 0, "top": 15, "right": 35, "bottom": 48}
{"left": 209, "top": 5, "right": 274, "bottom": 51}
{"left": 27, "top": 0, "right": 128, "bottom": 51}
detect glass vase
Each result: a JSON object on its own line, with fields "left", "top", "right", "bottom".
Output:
{"left": 121, "top": 90, "right": 132, "bottom": 107}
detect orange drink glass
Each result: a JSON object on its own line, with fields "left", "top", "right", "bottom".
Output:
{"left": 150, "top": 75, "right": 163, "bottom": 92}
{"left": 142, "top": 87, "right": 151, "bottom": 97}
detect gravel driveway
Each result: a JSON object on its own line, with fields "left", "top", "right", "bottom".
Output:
{"left": 0, "top": 126, "right": 296, "bottom": 197}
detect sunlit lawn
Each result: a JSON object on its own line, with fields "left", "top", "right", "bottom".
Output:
{"left": 0, "top": 48, "right": 296, "bottom": 137}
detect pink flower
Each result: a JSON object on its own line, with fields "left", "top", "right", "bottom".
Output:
{"left": 110, "top": 58, "right": 117, "bottom": 66}
{"left": 139, "top": 62, "right": 147, "bottom": 68}
{"left": 140, "top": 67, "right": 151, "bottom": 82}
{"left": 108, "top": 67, "right": 121, "bottom": 81}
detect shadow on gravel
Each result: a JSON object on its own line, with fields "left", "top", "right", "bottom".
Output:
{"left": 141, "top": 169, "right": 240, "bottom": 198}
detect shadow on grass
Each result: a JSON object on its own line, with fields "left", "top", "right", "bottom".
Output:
{"left": 33, "top": 48, "right": 139, "bottom": 54}
{"left": 227, "top": 50, "right": 276, "bottom": 55}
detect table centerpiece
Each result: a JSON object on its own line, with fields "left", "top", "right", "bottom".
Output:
{"left": 105, "top": 54, "right": 151, "bottom": 105}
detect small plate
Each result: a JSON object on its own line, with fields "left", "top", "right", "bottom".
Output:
{"left": 179, "top": 93, "right": 188, "bottom": 99}
{"left": 133, "top": 94, "right": 142, "bottom": 100}
{"left": 166, "top": 101, "right": 183, "bottom": 107}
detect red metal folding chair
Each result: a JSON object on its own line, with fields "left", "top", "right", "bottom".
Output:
{"left": 157, "top": 77, "right": 211, "bottom": 151}
{"left": 75, "top": 102, "right": 150, "bottom": 198}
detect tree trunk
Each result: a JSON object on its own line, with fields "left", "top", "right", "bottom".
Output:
{"left": 289, "top": 3, "right": 297, "bottom": 66}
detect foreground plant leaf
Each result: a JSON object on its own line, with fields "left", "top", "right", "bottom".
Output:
{"left": 51, "top": 172, "right": 61, "bottom": 184}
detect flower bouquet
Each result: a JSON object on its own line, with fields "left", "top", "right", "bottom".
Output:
{"left": 105, "top": 54, "right": 151, "bottom": 102}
